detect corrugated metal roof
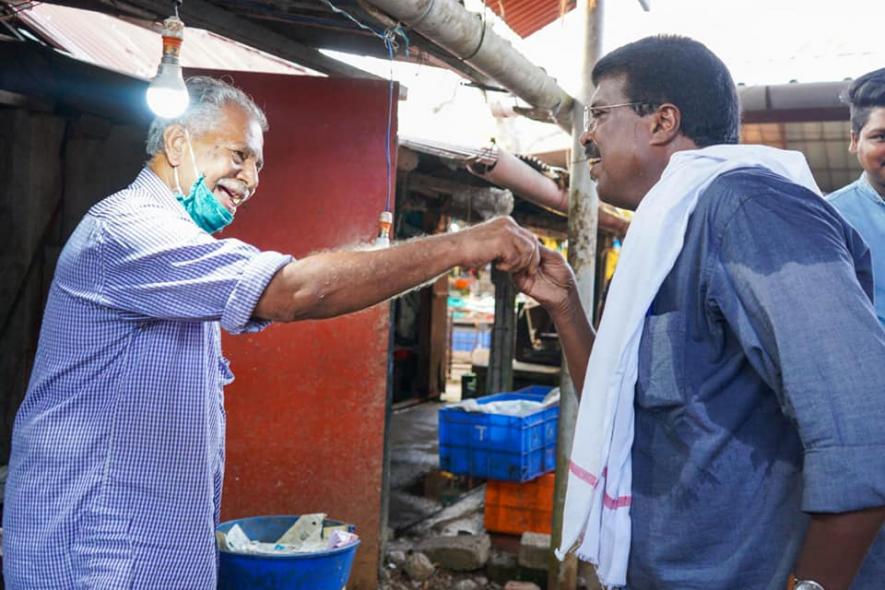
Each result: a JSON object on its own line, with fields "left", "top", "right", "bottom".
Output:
{"left": 741, "top": 121, "right": 861, "bottom": 194}
{"left": 400, "top": 136, "right": 494, "bottom": 162}
{"left": 483, "top": 0, "right": 575, "bottom": 38}
{"left": 15, "top": 4, "right": 315, "bottom": 80}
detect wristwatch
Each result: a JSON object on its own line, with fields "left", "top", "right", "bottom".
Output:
{"left": 787, "top": 575, "right": 825, "bottom": 590}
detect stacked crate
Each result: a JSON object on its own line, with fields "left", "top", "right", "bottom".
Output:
{"left": 438, "top": 386, "right": 557, "bottom": 535}
{"left": 484, "top": 472, "right": 555, "bottom": 535}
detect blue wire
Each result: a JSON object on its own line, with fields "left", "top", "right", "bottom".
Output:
{"left": 320, "top": 0, "right": 386, "bottom": 39}
{"left": 321, "top": 0, "right": 404, "bottom": 212}
{"left": 384, "top": 36, "right": 395, "bottom": 211}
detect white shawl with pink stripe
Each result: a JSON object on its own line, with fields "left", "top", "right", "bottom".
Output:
{"left": 555, "top": 145, "right": 820, "bottom": 588}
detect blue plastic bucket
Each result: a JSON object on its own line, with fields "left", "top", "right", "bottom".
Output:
{"left": 217, "top": 515, "right": 360, "bottom": 590}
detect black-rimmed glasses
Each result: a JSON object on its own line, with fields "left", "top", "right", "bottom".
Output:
{"left": 583, "top": 102, "right": 653, "bottom": 133}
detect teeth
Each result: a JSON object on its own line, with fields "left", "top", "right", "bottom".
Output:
{"left": 588, "top": 157, "right": 602, "bottom": 165}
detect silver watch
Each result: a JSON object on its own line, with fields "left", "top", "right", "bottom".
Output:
{"left": 794, "top": 581, "right": 825, "bottom": 590}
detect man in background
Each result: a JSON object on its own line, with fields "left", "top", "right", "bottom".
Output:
{"left": 827, "top": 67, "right": 885, "bottom": 327}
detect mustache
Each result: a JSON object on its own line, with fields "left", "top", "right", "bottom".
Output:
{"left": 215, "top": 179, "right": 250, "bottom": 200}
{"left": 583, "top": 141, "right": 600, "bottom": 160}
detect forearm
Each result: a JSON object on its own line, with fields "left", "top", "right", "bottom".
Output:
{"left": 257, "top": 233, "right": 463, "bottom": 321}
{"left": 548, "top": 292, "right": 594, "bottom": 394}
{"left": 792, "top": 507, "right": 885, "bottom": 589}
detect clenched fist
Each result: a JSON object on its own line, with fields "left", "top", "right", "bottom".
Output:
{"left": 512, "top": 245, "right": 577, "bottom": 315}
{"left": 454, "top": 216, "right": 540, "bottom": 275}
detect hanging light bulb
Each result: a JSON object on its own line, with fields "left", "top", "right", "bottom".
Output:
{"left": 146, "top": 10, "right": 189, "bottom": 118}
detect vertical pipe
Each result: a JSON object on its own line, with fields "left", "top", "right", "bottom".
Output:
{"left": 548, "top": 1, "right": 603, "bottom": 589}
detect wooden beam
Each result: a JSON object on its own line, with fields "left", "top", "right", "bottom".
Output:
{"left": 487, "top": 267, "right": 516, "bottom": 395}
{"left": 0, "top": 42, "right": 152, "bottom": 125}
{"left": 163, "top": 0, "right": 384, "bottom": 79}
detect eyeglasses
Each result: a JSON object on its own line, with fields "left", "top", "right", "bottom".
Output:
{"left": 583, "top": 102, "right": 652, "bottom": 133}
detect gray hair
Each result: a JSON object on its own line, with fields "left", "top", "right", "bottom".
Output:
{"left": 145, "top": 76, "right": 269, "bottom": 156}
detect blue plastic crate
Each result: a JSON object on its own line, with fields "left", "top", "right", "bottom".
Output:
{"left": 451, "top": 327, "right": 492, "bottom": 352}
{"left": 438, "top": 385, "right": 557, "bottom": 482}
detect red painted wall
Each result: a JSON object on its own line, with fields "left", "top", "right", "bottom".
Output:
{"left": 195, "top": 70, "right": 395, "bottom": 589}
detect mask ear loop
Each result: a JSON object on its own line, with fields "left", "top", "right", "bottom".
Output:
{"left": 183, "top": 127, "right": 200, "bottom": 177}
{"left": 172, "top": 166, "right": 184, "bottom": 195}
{"left": 173, "top": 128, "right": 201, "bottom": 196}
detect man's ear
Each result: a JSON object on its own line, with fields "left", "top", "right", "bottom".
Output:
{"left": 162, "top": 124, "right": 188, "bottom": 167}
{"left": 649, "top": 103, "right": 682, "bottom": 146}
{"left": 849, "top": 130, "right": 859, "bottom": 154}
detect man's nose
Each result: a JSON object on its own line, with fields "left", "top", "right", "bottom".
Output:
{"left": 580, "top": 133, "right": 599, "bottom": 160}
{"left": 239, "top": 159, "right": 260, "bottom": 192}
{"left": 579, "top": 128, "right": 594, "bottom": 148}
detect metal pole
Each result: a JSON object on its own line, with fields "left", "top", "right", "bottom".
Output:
{"left": 549, "top": 1, "right": 603, "bottom": 588}
{"left": 486, "top": 267, "right": 516, "bottom": 395}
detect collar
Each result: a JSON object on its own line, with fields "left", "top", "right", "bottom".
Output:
{"left": 131, "top": 167, "right": 192, "bottom": 218}
{"left": 857, "top": 173, "right": 885, "bottom": 206}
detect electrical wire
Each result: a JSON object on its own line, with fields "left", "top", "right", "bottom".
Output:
{"left": 320, "top": 0, "right": 409, "bottom": 213}
{"left": 0, "top": 1, "right": 42, "bottom": 23}
{"left": 383, "top": 35, "right": 395, "bottom": 211}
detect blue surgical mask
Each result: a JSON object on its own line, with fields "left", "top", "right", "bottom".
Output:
{"left": 173, "top": 131, "right": 234, "bottom": 234}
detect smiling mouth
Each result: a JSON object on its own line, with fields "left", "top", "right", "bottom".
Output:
{"left": 587, "top": 157, "right": 602, "bottom": 181}
{"left": 215, "top": 186, "right": 240, "bottom": 213}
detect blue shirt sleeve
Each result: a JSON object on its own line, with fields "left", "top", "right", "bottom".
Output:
{"left": 706, "top": 180, "right": 885, "bottom": 513}
{"left": 93, "top": 203, "right": 292, "bottom": 334}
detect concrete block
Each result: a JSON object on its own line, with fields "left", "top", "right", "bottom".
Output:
{"left": 418, "top": 533, "right": 491, "bottom": 571}
{"left": 486, "top": 550, "right": 520, "bottom": 585}
{"left": 387, "top": 549, "right": 406, "bottom": 568}
{"left": 518, "top": 532, "right": 551, "bottom": 571}
{"left": 403, "top": 551, "right": 435, "bottom": 581}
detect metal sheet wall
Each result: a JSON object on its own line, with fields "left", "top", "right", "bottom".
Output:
{"left": 208, "top": 71, "right": 395, "bottom": 590}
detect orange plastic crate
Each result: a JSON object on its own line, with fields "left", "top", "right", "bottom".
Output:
{"left": 484, "top": 473, "right": 555, "bottom": 535}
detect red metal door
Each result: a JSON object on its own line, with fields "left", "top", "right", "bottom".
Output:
{"left": 202, "top": 70, "right": 395, "bottom": 589}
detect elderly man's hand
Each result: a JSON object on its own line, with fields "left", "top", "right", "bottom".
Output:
{"left": 455, "top": 216, "right": 540, "bottom": 275}
{"left": 513, "top": 246, "right": 577, "bottom": 316}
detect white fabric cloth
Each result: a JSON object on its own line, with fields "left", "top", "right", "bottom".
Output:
{"left": 556, "top": 145, "right": 821, "bottom": 588}
{"left": 451, "top": 388, "right": 560, "bottom": 416}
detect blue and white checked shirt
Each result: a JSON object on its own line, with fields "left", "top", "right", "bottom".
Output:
{"left": 3, "top": 168, "right": 292, "bottom": 589}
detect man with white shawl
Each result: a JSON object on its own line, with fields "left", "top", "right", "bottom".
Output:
{"left": 514, "top": 36, "right": 885, "bottom": 590}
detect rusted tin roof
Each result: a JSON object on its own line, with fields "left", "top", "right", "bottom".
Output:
{"left": 482, "top": 0, "right": 576, "bottom": 38}
{"left": 15, "top": 4, "right": 314, "bottom": 80}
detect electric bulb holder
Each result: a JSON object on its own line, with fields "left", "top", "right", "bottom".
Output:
{"left": 146, "top": 13, "right": 189, "bottom": 118}
{"left": 160, "top": 15, "right": 184, "bottom": 63}
{"left": 161, "top": 15, "right": 185, "bottom": 40}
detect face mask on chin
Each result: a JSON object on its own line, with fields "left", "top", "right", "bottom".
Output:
{"left": 172, "top": 130, "right": 234, "bottom": 234}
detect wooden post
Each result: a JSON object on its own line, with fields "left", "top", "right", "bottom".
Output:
{"left": 486, "top": 267, "right": 516, "bottom": 395}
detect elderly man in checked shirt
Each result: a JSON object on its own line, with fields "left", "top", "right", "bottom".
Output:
{"left": 2, "top": 77, "right": 540, "bottom": 589}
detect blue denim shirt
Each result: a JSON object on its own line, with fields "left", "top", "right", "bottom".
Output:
{"left": 629, "top": 169, "right": 885, "bottom": 589}
{"left": 827, "top": 174, "right": 885, "bottom": 327}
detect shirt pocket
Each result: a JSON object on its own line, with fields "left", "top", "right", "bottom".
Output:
{"left": 636, "top": 311, "right": 687, "bottom": 410}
